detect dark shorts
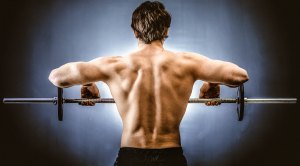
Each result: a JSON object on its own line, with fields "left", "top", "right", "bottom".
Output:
{"left": 114, "top": 147, "right": 188, "bottom": 166}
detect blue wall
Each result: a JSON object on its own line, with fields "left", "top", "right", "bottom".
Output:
{"left": 1, "top": 0, "right": 299, "bottom": 165}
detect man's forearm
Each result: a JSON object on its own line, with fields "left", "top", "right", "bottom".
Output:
{"left": 205, "top": 81, "right": 238, "bottom": 89}
{"left": 82, "top": 83, "right": 95, "bottom": 87}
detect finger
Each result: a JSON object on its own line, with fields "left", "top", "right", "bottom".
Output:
{"left": 200, "top": 83, "right": 209, "bottom": 97}
{"left": 80, "top": 101, "right": 94, "bottom": 106}
{"left": 200, "top": 91, "right": 208, "bottom": 98}
{"left": 81, "top": 102, "right": 88, "bottom": 106}
{"left": 79, "top": 101, "right": 86, "bottom": 106}
{"left": 199, "top": 92, "right": 204, "bottom": 98}
{"left": 211, "top": 101, "right": 219, "bottom": 106}
{"left": 89, "top": 101, "right": 96, "bottom": 106}
{"left": 85, "top": 101, "right": 94, "bottom": 106}
{"left": 205, "top": 101, "right": 211, "bottom": 106}
{"left": 205, "top": 101, "right": 221, "bottom": 106}
{"left": 89, "top": 101, "right": 95, "bottom": 106}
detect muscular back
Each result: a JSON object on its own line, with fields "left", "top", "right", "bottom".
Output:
{"left": 49, "top": 42, "right": 248, "bottom": 149}
{"left": 106, "top": 47, "right": 195, "bottom": 148}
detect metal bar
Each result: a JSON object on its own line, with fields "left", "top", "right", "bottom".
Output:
{"left": 245, "top": 98, "right": 297, "bottom": 104}
{"left": 188, "top": 98, "right": 237, "bottom": 103}
{"left": 64, "top": 98, "right": 115, "bottom": 103}
{"left": 3, "top": 97, "right": 297, "bottom": 104}
{"left": 3, "top": 98, "right": 57, "bottom": 104}
{"left": 65, "top": 98, "right": 238, "bottom": 103}
{"left": 65, "top": 98, "right": 297, "bottom": 104}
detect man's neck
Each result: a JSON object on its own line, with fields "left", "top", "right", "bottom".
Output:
{"left": 137, "top": 40, "right": 164, "bottom": 50}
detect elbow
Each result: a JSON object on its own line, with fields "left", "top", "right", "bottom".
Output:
{"left": 48, "top": 69, "right": 60, "bottom": 87}
{"left": 236, "top": 68, "right": 249, "bottom": 83}
{"left": 226, "top": 67, "right": 249, "bottom": 87}
{"left": 48, "top": 69, "right": 68, "bottom": 88}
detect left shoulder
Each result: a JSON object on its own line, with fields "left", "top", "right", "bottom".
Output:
{"left": 90, "top": 56, "right": 124, "bottom": 64}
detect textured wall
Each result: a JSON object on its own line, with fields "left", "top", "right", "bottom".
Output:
{"left": 1, "top": 0, "right": 299, "bottom": 165}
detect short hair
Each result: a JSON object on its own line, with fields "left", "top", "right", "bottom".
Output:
{"left": 131, "top": 1, "right": 171, "bottom": 44}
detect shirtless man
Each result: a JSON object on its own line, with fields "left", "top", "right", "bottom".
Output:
{"left": 49, "top": 1, "right": 249, "bottom": 166}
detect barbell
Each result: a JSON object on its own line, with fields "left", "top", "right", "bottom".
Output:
{"left": 2, "top": 84, "right": 297, "bottom": 121}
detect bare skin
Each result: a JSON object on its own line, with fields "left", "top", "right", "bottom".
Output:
{"left": 49, "top": 40, "right": 249, "bottom": 149}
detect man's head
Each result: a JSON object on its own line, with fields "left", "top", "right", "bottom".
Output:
{"left": 131, "top": 1, "right": 171, "bottom": 44}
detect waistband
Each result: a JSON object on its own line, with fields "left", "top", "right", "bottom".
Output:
{"left": 119, "top": 147, "right": 183, "bottom": 155}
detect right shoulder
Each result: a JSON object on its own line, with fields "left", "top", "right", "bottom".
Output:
{"left": 175, "top": 52, "right": 209, "bottom": 60}
{"left": 171, "top": 52, "right": 214, "bottom": 80}
{"left": 173, "top": 52, "right": 211, "bottom": 66}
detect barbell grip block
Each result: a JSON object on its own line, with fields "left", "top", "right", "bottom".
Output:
{"left": 58, "top": 87, "right": 63, "bottom": 121}
{"left": 237, "top": 84, "right": 245, "bottom": 121}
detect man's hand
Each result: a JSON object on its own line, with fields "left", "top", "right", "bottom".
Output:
{"left": 80, "top": 83, "right": 100, "bottom": 106}
{"left": 199, "top": 82, "right": 220, "bottom": 106}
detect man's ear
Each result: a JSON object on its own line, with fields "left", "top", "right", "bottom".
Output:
{"left": 134, "top": 30, "right": 139, "bottom": 38}
{"left": 165, "top": 28, "right": 169, "bottom": 36}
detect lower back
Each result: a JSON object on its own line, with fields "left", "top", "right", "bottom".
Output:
{"left": 121, "top": 125, "right": 182, "bottom": 148}
{"left": 110, "top": 49, "right": 194, "bottom": 148}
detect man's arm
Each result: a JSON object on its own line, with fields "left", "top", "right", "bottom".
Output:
{"left": 48, "top": 56, "right": 121, "bottom": 88}
{"left": 183, "top": 52, "right": 249, "bottom": 87}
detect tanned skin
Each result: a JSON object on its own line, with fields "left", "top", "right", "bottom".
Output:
{"left": 49, "top": 39, "right": 249, "bottom": 149}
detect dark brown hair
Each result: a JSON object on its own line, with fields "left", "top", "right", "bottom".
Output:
{"left": 131, "top": 1, "right": 171, "bottom": 44}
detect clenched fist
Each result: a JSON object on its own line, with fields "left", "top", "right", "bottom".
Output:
{"left": 199, "top": 82, "right": 220, "bottom": 106}
{"left": 80, "top": 83, "right": 100, "bottom": 106}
